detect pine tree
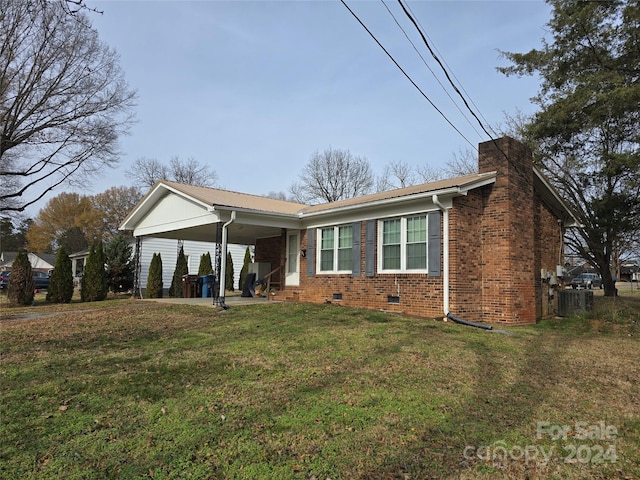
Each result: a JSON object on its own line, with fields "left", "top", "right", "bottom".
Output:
{"left": 146, "top": 253, "right": 163, "bottom": 298}
{"left": 198, "top": 252, "right": 213, "bottom": 275}
{"left": 7, "top": 250, "right": 34, "bottom": 305}
{"left": 169, "top": 246, "right": 188, "bottom": 297}
{"left": 105, "top": 235, "right": 134, "bottom": 293}
{"left": 81, "top": 241, "right": 107, "bottom": 302}
{"left": 225, "top": 251, "right": 234, "bottom": 292}
{"left": 47, "top": 245, "right": 74, "bottom": 303}
{"left": 238, "top": 246, "right": 252, "bottom": 290}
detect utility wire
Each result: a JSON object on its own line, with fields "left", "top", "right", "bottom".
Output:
{"left": 340, "top": 0, "right": 477, "bottom": 152}
{"left": 380, "top": 0, "right": 484, "bottom": 140}
{"left": 396, "top": 0, "right": 496, "bottom": 144}
{"left": 396, "top": 0, "right": 529, "bottom": 179}
{"left": 403, "top": 1, "right": 499, "bottom": 137}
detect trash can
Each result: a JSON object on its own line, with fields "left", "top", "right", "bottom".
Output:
{"left": 182, "top": 275, "right": 199, "bottom": 298}
{"left": 201, "top": 274, "right": 215, "bottom": 298}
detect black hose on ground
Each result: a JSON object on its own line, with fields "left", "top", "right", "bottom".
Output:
{"left": 446, "top": 312, "right": 493, "bottom": 330}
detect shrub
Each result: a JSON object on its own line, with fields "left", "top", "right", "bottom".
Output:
{"left": 225, "top": 251, "right": 234, "bottom": 292}
{"left": 146, "top": 253, "right": 163, "bottom": 298}
{"left": 7, "top": 250, "right": 34, "bottom": 305}
{"left": 81, "top": 241, "right": 107, "bottom": 302}
{"left": 169, "top": 246, "right": 188, "bottom": 297}
{"left": 47, "top": 246, "right": 74, "bottom": 303}
{"left": 105, "top": 235, "right": 134, "bottom": 293}
{"left": 198, "top": 252, "right": 213, "bottom": 276}
{"left": 238, "top": 246, "right": 251, "bottom": 291}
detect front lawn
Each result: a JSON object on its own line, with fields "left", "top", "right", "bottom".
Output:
{"left": 1, "top": 296, "right": 638, "bottom": 479}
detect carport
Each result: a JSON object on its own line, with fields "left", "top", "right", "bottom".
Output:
{"left": 120, "top": 180, "right": 308, "bottom": 304}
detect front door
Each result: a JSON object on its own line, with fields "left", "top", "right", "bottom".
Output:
{"left": 285, "top": 230, "right": 300, "bottom": 286}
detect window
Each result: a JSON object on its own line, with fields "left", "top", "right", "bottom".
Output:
{"left": 318, "top": 225, "right": 353, "bottom": 273}
{"left": 379, "top": 214, "right": 432, "bottom": 273}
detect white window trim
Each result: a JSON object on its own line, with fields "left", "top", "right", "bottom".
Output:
{"left": 377, "top": 215, "right": 428, "bottom": 274}
{"left": 316, "top": 225, "right": 353, "bottom": 275}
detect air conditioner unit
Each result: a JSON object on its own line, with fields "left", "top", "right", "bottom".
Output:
{"left": 558, "top": 289, "right": 594, "bottom": 316}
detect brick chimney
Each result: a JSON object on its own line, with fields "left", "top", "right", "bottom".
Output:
{"left": 478, "top": 137, "right": 536, "bottom": 324}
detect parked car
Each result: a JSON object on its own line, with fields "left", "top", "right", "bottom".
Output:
{"left": 571, "top": 273, "right": 602, "bottom": 289}
{"left": 0, "top": 270, "right": 10, "bottom": 289}
{"left": 32, "top": 270, "right": 50, "bottom": 290}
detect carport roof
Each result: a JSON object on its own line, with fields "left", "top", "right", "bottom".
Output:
{"left": 158, "top": 181, "right": 308, "bottom": 215}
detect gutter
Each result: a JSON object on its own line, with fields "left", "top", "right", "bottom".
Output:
{"left": 217, "top": 211, "right": 236, "bottom": 309}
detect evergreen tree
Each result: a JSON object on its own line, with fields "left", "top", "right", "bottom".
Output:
{"left": 169, "top": 246, "right": 188, "bottom": 297}
{"left": 146, "top": 253, "right": 163, "bottom": 298}
{"left": 105, "top": 235, "right": 134, "bottom": 293}
{"left": 81, "top": 241, "right": 107, "bottom": 302}
{"left": 238, "top": 246, "right": 252, "bottom": 290}
{"left": 47, "top": 245, "right": 74, "bottom": 303}
{"left": 499, "top": 0, "right": 640, "bottom": 296}
{"left": 225, "top": 251, "right": 234, "bottom": 292}
{"left": 7, "top": 250, "right": 34, "bottom": 305}
{"left": 198, "top": 252, "right": 213, "bottom": 275}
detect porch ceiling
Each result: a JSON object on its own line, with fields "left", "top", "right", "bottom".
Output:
{"left": 146, "top": 222, "right": 287, "bottom": 245}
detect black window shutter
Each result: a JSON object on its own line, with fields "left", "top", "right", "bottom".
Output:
{"left": 306, "top": 228, "right": 315, "bottom": 277}
{"left": 352, "top": 222, "right": 361, "bottom": 277}
{"left": 365, "top": 220, "right": 375, "bottom": 277}
{"left": 428, "top": 211, "right": 441, "bottom": 276}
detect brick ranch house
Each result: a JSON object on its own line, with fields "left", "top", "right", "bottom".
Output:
{"left": 120, "top": 137, "right": 578, "bottom": 325}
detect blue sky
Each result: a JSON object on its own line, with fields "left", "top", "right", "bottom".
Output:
{"left": 74, "top": 0, "right": 551, "bottom": 202}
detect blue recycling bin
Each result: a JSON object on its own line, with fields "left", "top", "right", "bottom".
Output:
{"left": 201, "top": 274, "right": 215, "bottom": 298}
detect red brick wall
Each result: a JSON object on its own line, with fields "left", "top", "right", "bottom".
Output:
{"left": 534, "top": 191, "right": 564, "bottom": 318}
{"left": 257, "top": 137, "right": 564, "bottom": 325}
{"left": 294, "top": 226, "right": 445, "bottom": 318}
{"left": 255, "top": 231, "right": 286, "bottom": 287}
{"left": 476, "top": 137, "right": 537, "bottom": 324}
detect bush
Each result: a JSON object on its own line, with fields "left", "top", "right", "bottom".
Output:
{"left": 7, "top": 250, "right": 34, "bottom": 305}
{"left": 146, "top": 253, "right": 163, "bottom": 298}
{"left": 105, "top": 235, "right": 134, "bottom": 293}
{"left": 225, "top": 251, "right": 234, "bottom": 292}
{"left": 198, "top": 252, "right": 213, "bottom": 275}
{"left": 47, "top": 246, "right": 74, "bottom": 303}
{"left": 169, "top": 246, "right": 188, "bottom": 298}
{"left": 238, "top": 246, "right": 251, "bottom": 291}
{"left": 81, "top": 241, "right": 107, "bottom": 302}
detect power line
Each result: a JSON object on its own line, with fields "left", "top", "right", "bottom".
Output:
{"left": 396, "top": 0, "right": 497, "bottom": 144}
{"left": 396, "top": 0, "right": 530, "bottom": 180}
{"left": 339, "top": 0, "right": 477, "bottom": 152}
{"left": 380, "top": 0, "right": 485, "bottom": 140}
{"left": 403, "top": 0, "right": 499, "bottom": 138}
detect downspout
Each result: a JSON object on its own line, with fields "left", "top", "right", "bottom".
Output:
{"left": 432, "top": 195, "right": 450, "bottom": 317}
{"left": 432, "top": 194, "right": 492, "bottom": 331}
{"left": 217, "top": 211, "right": 236, "bottom": 309}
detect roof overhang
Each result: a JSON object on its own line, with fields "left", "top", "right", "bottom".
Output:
{"left": 533, "top": 168, "right": 581, "bottom": 227}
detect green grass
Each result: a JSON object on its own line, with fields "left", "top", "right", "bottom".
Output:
{"left": 1, "top": 294, "right": 639, "bottom": 479}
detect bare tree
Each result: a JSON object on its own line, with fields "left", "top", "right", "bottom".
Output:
{"left": 126, "top": 156, "right": 218, "bottom": 189}
{"left": 376, "top": 160, "right": 419, "bottom": 192}
{"left": 444, "top": 148, "right": 478, "bottom": 177}
{"left": 264, "top": 191, "right": 290, "bottom": 201}
{"left": 126, "top": 157, "right": 169, "bottom": 189}
{"left": 289, "top": 148, "right": 374, "bottom": 204}
{"left": 0, "top": 0, "right": 136, "bottom": 214}
{"left": 168, "top": 156, "right": 217, "bottom": 186}
{"left": 416, "top": 164, "right": 447, "bottom": 183}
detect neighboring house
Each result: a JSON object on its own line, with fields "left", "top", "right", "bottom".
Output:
{"left": 0, "top": 251, "right": 56, "bottom": 273}
{"left": 120, "top": 137, "right": 578, "bottom": 325}
{"left": 69, "top": 240, "right": 251, "bottom": 294}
